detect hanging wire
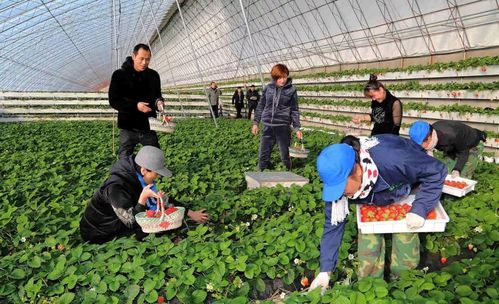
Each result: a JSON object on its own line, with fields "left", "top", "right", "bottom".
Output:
{"left": 175, "top": 0, "right": 218, "bottom": 128}
{"left": 145, "top": 0, "right": 185, "bottom": 118}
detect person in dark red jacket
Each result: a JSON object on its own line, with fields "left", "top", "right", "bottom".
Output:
{"left": 109, "top": 44, "right": 165, "bottom": 159}
{"left": 310, "top": 134, "right": 447, "bottom": 294}
{"left": 80, "top": 146, "right": 209, "bottom": 244}
{"left": 352, "top": 74, "right": 403, "bottom": 136}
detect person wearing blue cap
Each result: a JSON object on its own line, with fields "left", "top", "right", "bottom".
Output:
{"left": 309, "top": 134, "right": 447, "bottom": 294}
{"left": 351, "top": 74, "right": 403, "bottom": 136}
{"left": 409, "top": 120, "right": 487, "bottom": 178}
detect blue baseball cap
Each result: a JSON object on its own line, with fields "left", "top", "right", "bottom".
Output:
{"left": 316, "top": 143, "right": 355, "bottom": 202}
{"left": 409, "top": 121, "right": 431, "bottom": 145}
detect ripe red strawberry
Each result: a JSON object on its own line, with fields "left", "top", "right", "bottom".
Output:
{"left": 165, "top": 207, "right": 177, "bottom": 215}
{"left": 157, "top": 296, "right": 165, "bottom": 304}
{"left": 300, "top": 277, "right": 309, "bottom": 287}
{"left": 159, "top": 221, "right": 170, "bottom": 229}
{"left": 146, "top": 210, "right": 155, "bottom": 218}
{"left": 440, "top": 257, "right": 447, "bottom": 264}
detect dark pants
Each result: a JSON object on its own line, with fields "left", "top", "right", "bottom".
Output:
{"left": 211, "top": 105, "right": 219, "bottom": 118}
{"left": 236, "top": 105, "right": 243, "bottom": 118}
{"left": 258, "top": 125, "right": 291, "bottom": 170}
{"left": 248, "top": 103, "right": 257, "bottom": 120}
{"left": 119, "top": 128, "right": 159, "bottom": 159}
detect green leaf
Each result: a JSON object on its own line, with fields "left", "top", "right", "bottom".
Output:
{"left": 358, "top": 279, "right": 372, "bottom": 292}
{"left": 58, "top": 292, "right": 75, "bottom": 304}
{"left": 96, "top": 281, "right": 108, "bottom": 294}
{"left": 145, "top": 290, "right": 158, "bottom": 304}
{"left": 126, "top": 284, "right": 140, "bottom": 304}
{"left": 455, "top": 285, "right": 473, "bottom": 297}
{"left": 255, "top": 278, "right": 266, "bottom": 293}
{"left": 130, "top": 267, "right": 145, "bottom": 281}
{"left": 350, "top": 291, "right": 367, "bottom": 304}
{"left": 143, "top": 279, "right": 156, "bottom": 293}
{"left": 486, "top": 288, "right": 498, "bottom": 298}
{"left": 10, "top": 268, "right": 26, "bottom": 279}
{"left": 374, "top": 286, "right": 388, "bottom": 298}
{"left": 28, "top": 256, "right": 42, "bottom": 268}
{"left": 191, "top": 290, "right": 207, "bottom": 304}
{"left": 420, "top": 282, "right": 435, "bottom": 291}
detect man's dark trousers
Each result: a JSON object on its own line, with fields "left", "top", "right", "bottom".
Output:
{"left": 119, "top": 129, "right": 159, "bottom": 159}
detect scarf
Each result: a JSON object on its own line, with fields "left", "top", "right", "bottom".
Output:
{"left": 135, "top": 172, "right": 158, "bottom": 210}
{"left": 425, "top": 129, "right": 438, "bottom": 156}
{"left": 330, "top": 136, "right": 380, "bottom": 226}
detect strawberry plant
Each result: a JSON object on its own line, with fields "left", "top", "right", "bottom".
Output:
{"left": 0, "top": 119, "right": 497, "bottom": 303}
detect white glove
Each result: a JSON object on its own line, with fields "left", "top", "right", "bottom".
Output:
{"left": 309, "top": 272, "right": 330, "bottom": 294}
{"left": 406, "top": 212, "right": 425, "bottom": 229}
{"left": 451, "top": 170, "right": 460, "bottom": 178}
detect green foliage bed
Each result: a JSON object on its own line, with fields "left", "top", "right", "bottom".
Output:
{"left": 0, "top": 119, "right": 497, "bottom": 303}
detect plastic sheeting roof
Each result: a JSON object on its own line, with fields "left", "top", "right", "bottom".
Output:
{"left": 1, "top": 0, "right": 498, "bottom": 92}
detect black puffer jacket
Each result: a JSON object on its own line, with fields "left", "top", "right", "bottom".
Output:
{"left": 108, "top": 57, "right": 162, "bottom": 130}
{"left": 253, "top": 79, "right": 300, "bottom": 129}
{"left": 80, "top": 156, "right": 187, "bottom": 244}
{"left": 433, "top": 120, "right": 485, "bottom": 172}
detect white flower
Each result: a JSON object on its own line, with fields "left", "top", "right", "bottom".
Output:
{"left": 293, "top": 258, "right": 303, "bottom": 265}
{"left": 288, "top": 206, "right": 293, "bottom": 211}
{"left": 20, "top": 237, "right": 26, "bottom": 243}
{"left": 89, "top": 287, "right": 96, "bottom": 292}
{"left": 422, "top": 266, "right": 429, "bottom": 273}
{"left": 280, "top": 292, "right": 286, "bottom": 299}
{"left": 348, "top": 254, "right": 355, "bottom": 261}
{"left": 245, "top": 222, "right": 250, "bottom": 227}
{"left": 251, "top": 214, "right": 258, "bottom": 221}
{"left": 206, "top": 282, "right": 214, "bottom": 292}
{"left": 473, "top": 226, "right": 483, "bottom": 233}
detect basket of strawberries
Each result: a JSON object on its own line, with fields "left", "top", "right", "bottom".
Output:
{"left": 148, "top": 113, "right": 176, "bottom": 133}
{"left": 135, "top": 197, "right": 185, "bottom": 233}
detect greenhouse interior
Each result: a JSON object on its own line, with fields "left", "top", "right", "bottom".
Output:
{"left": 0, "top": 0, "right": 498, "bottom": 303}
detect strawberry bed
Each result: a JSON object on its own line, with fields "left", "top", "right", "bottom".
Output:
{"left": 0, "top": 119, "right": 497, "bottom": 303}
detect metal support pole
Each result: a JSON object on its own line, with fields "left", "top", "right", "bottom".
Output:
{"left": 146, "top": 0, "right": 185, "bottom": 117}
{"left": 175, "top": 0, "right": 218, "bottom": 127}
{"left": 238, "top": 0, "right": 265, "bottom": 91}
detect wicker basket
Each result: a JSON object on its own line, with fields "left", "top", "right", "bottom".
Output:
{"left": 289, "top": 142, "right": 309, "bottom": 158}
{"left": 135, "top": 198, "right": 185, "bottom": 233}
{"left": 148, "top": 114, "right": 176, "bottom": 133}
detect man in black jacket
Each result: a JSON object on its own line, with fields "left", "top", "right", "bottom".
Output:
{"left": 409, "top": 120, "right": 487, "bottom": 178}
{"left": 80, "top": 146, "right": 210, "bottom": 244}
{"left": 109, "top": 44, "right": 165, "bottom": 159}
{"left": 232, "top": 87, "right": 245, "bottom": 118}
{"left": 246, "top": 85, "right": 260, "bottom": 120}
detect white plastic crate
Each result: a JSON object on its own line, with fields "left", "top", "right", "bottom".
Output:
{"left": 356, "top": 195, "right": 450, "bottom": 234}
{"left": 442, "top": 175, "right": 477, "bottom": 197}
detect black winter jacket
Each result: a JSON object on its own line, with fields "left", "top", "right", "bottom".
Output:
{"left": 433, "top": 120, "right": 484, "bottom": 172}
{"left": 108, "top": 57, "right": 162, "bottom": 130}
{"left": 232, "top": 91, "right": 245, "bottom": 107}
{"left": 253, "top": 79, "right": 300, "bottom": 129}
{"left": 80, "top": 156, "right": 188, "bottom": 244}
{"left": 246, "top": 89, "right": 260, "bottom": 106}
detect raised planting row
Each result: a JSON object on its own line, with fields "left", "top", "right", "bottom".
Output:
{"left": 166, "top": 56, "right": 499, "bottom": 90}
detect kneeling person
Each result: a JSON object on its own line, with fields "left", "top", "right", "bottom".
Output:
{"left": 80, "top": 146, "right": 209, "bottom": 244}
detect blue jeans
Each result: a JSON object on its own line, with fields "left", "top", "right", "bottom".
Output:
{"left": 119, "top": 129, "right": 159, "bottom": 159}
{"left": 258, "top": 125, "right": 291, "bottom": 170}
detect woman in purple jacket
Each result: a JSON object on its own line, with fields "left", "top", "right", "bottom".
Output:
{"left": 310, "top": 134, "right": 447, "bottom": 293}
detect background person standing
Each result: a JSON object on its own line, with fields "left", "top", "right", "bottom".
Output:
{"left": 109, "top": 43, "right": 165, "bottom": 159}
{"left": 207, "top": 81, "right": 222, "bottom": 118}
{"left": 246, "top": 84, "right": 260, "bottom": 120}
